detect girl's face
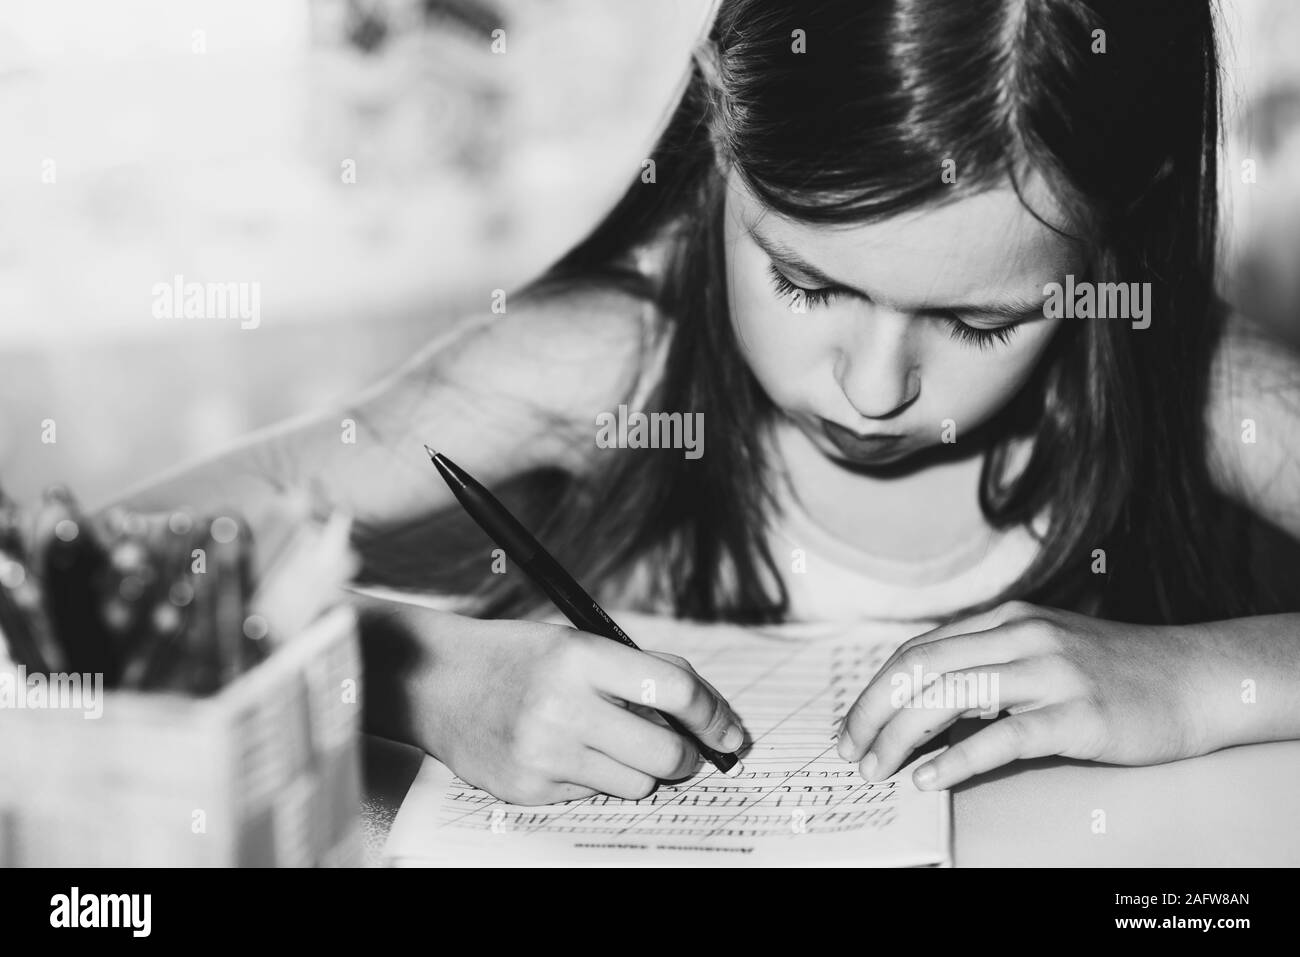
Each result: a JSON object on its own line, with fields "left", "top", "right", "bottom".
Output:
{"left": 722, "top": 170, "right": 1078, "bottom": 467}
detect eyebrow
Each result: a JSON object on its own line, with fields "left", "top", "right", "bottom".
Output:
{"left": 747, "top": 223, "right": 1044, "bottom": 321}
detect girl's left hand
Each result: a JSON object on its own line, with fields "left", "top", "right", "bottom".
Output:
{"left": 836, "top": 601, "right": 1218, "bottom": 790}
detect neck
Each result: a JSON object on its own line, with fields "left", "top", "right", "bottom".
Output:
{"left": 768, "top": 417, "right": 997, "bottom": 562}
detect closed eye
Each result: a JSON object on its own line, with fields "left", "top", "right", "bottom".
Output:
{"left": 767, "top": 262, "right": 1022, "bottom": 348}
{"left": 932, "top": 311, "right": 1022, "bottom": 349}
{"left": 766, "top": 263, "right": 840, "bottom": 309}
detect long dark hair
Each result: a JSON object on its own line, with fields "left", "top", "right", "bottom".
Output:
{"left": 359, "top": 0, "right": 1258, "bottom": 625}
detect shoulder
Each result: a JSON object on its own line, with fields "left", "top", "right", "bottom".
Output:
{"left": 482, "top": 278, "right": 666, "bottom": 415}
{"left": 509, "top": 278, "right": 663, "bottom": 368}
{"left": 1205, "top": 311, "right": 1300, "bottom": 538}
{"left": 409, "top": 278, "right": 668, "bottom": 471}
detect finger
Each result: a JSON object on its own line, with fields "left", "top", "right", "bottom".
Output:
{"left": 871, "top": 601, "right": 1036, "bottom": 689}
{"left": 863, "top": 662, "right": 1040, "bottom": 780}
{"left": 649, "top": 657, "right": 746, "bottom": 749}
{"left": 839, "top": 626, "right": 1035, "bottom": 761}
{"left": 583, "top": 642, "right": 744, "bottom": 753}
{"left": 861, "top": 710, "right": 963, "bottom": 782}
{"left": 624, "top": 701, "right": 669, "bottom": 725}
{"left": 911, "top": 707, "right": 1071, "bottom": 790}
{"left": 566, "top": 749, "right": 659, "bottom": 802}
{"left": 475, "top": 776, "right": 597, "bottom": 807}
{"left": 586, "top": 702, "right": 702, "bottom": 780}
{"left": 919, "top": 601, "right": 1042, "bottom": 645}
{"left": 645, "top": 651, "right": 732, "bottom": 711}
{"left": 548, "top": 783, "right": 599, "bottom": 802}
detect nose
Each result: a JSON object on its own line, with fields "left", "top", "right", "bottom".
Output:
{"left": 834, "top": 311, "right": 920, "bottom": 420}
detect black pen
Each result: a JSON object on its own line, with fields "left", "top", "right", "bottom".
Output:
{"left": 426, "top": 447, "right": 742, "bottom": 777}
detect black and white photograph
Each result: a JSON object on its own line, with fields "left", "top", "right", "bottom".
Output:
{"left": 0, "top": 0, "right": 1298, "bottom": 916}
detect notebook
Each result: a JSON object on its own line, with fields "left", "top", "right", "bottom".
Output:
{"left": 383, "top": 611, "right": 951, "bottom": 867}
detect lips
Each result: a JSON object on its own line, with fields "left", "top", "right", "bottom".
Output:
{"left": 819, "top": 419, "right": 908, "bottom": 463}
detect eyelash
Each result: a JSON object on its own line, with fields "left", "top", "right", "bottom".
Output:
{"left": 765, "top": 263, "right": 1020, "bottom": 350}
{"left": 766, "top": 264, "right": 839, "bottom": 309}
{"left": 940, "top": 318, "right": 1019, "bottom": 349}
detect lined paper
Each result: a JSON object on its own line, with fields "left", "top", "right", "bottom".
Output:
{"left": 386, "top": 614, "right": 950, "bottom": 866}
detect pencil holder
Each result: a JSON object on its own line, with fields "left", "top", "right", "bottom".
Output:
{"left": 0, "top": 605, "right": 362, "bottom": 867}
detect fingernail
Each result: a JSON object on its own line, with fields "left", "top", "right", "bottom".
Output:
{"left": 914, "top": 764, "right": 938, "bottom": 789}
{"left": 721, "top": 724, "right": 743, "bottom": 751}
{"left": 860, "top": 751, "right": 877, "bottom": 780}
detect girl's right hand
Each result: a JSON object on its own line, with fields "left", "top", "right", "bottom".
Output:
{"left": 362, "top": 600, "right": 745, "bottom": 806}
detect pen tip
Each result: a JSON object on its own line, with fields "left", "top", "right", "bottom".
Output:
{"left": 423, "top": 444, "right": 436, "bottom": 458}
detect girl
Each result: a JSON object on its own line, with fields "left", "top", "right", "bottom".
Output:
{"left": 115, "top": 0, "right": 1300, "bottom": 806}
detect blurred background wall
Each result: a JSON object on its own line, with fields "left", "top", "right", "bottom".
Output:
{"left": 0, "top": 0, "right": 710, "bottom": 505}
{"left": 0, "top": 0, "right": 1296, "bottom": 508}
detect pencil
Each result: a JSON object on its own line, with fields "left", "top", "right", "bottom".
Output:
{"left": 425, "top": 446, "right": 742, "bottom": 777}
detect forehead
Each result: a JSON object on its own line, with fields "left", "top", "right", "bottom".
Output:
{"left": 728, "top": 171, "right": 1080, "bottom": 307}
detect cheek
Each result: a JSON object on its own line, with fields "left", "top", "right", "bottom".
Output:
{"left": 727, "top": 249, "right": 828, "bottom": 403}
{"left": 926, "top": 320, "right": 1061, "bottom": 420}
